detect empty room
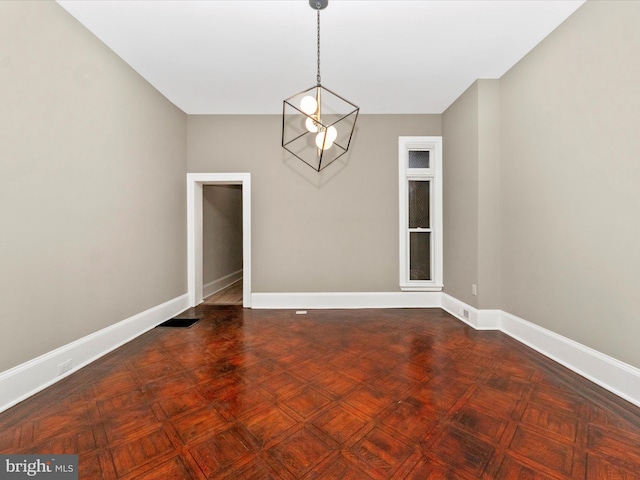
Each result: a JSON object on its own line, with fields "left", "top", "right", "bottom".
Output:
{"left": 1, "top": 1, "right": 639, "bottom": 478}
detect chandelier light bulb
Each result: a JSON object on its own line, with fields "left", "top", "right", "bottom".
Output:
{"left": 325, "top": 125, "right": 337, "bottom": 143}
{"left": 315, "top": 132, "right": 328, "bottom": 149}
{"left": 305, "top": 116, "right": 319, "bottom": 133}
{"left": 299, "top": 96, "right": 318, "bottom": 115}
{"left": 316, "top": 127, "right": 335, "bottom": 150}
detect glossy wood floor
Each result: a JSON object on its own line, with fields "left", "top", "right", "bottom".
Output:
{"left": 2, "top": 307, "right": 640, "bottom": 479}
{"left": 202, "top": 280, "right": 243, "bottom": 306}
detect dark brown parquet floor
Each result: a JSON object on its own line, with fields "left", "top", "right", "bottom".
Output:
{"left": 2, "top": 307, "right": 640, "bottom": 479}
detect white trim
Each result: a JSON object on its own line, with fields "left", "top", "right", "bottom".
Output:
{"left": 500, "top": 310, "right": 640, "bottom": 409}
{"left": 399, "top": 136, "right": 443, "bottom": 292}
{"left": 203, "top": 269, "right": 243, "bottom": 299}
{"left": 441, "top": 293, "right": 501, "bottom": 330}
{"left": 2, "top": 289, "right": 638, "bottom": 412}
{"left": 187, "top": 173, "right": 251, "bottom": 308}
{"left": 441, "top": 293, "right": 640, "bottom": 408}
{"left": 0, "top": 293, "right": 190, "bottom": 414}
{"left": 251, "top": 292, "right": 442, "bottom": 310}
{"left": 477, "top": 309, "right": 503, "bottom": 330}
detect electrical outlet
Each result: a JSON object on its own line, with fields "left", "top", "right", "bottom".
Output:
{"left": 463, "top": 309, "right": 470, "bottom": 319}
{"left": 472, "top": 284, "right": 477, "bottom": 296}
{"left": 58, "top": 359, "right": 73, "bottom": 376}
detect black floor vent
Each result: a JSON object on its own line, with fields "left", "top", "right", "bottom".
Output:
{"left": 156, "top": 318, "right": 200, "bottom": 328}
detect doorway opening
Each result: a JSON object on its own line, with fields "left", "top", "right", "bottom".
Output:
{"left": 202, "top": 278, "right": 243, "bottom": 305}
{"left": 187, "top": 173, "right": 251, "bottom": 308}
{"left": 201, "top": 184, "right": 243, "bottom": 305}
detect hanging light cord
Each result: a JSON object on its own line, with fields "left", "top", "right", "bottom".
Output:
{"left": 316, "top": 2, "right": 321, "bottom": 86}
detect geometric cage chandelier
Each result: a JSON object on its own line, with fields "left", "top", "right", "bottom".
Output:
{"left": 282, "top": 0, "right": 359, "bottom": 172}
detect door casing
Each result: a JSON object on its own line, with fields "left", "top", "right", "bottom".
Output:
{"left": 187, "top": 173, "right": 251, "bottom": 307}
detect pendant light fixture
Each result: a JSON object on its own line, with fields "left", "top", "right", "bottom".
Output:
{"left": 282, "top": 0, "right": 359, "bottom": 172}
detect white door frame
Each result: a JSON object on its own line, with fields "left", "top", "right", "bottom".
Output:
{"left": 187, "top": 173, "right": 251, "bottom": 308}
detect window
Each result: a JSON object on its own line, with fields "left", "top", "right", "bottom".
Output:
{"left": 399, "top": 136, "right": 443, "bottom": 291}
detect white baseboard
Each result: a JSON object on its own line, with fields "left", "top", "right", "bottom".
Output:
{"left": 0, "top": 293, "right": 190, "bottom": 414}
{"left": 500, "top": 310, "right": 640, "bottom": 409}
{"left": 442, "top": 294, "right": 640, "bottom": 408}
{"left": 250, "top": 291, "right": 442, "bottom": 309}
{"left": 3, "top": 290, "right": 639, "bottom": 413}
{"left": 441, "top": 293, "right": 501, "bottom": 330}
{"left": 203, "top": 269, "right": 243, "bottom": 298}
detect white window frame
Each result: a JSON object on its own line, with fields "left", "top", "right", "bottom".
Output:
{"left": 399, "top": 136, "right": 443, "bottom": 291}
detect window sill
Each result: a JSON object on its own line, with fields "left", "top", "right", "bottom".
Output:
{"left": 400, "top": 284, "right": 443, "bottom": 292}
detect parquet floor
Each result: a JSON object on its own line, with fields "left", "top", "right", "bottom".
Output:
{"left": 2, "top": 307, "right": 640, "bottom": 479}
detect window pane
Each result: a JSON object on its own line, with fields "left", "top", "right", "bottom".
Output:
{"left": 408, "top": 150, "right": 430, "bottom": 168}
{"left": 410, "top": 232, "right": 431, "bottom": 280}
{"left": 409, "top": 181, "right": 430, "bottom": 228}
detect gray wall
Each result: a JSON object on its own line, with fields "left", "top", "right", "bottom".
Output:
{"left": 442, "top": 1, "right": 640, "bottom": 368}
{"left": 203, "top": 185, "right": 243, "bottom": 286}
{"left": 442, "top": 83, "right": 479, "bottom": 307}
{"left": 188, "top": 114, "right": 441, "bottom": 292}
{"left": 5, "top": 0, "right": 638, "bottom": 378}
{"left": 442, "top": 79, "right": 500, "bottom": 309}
{"left": 476, "top": 81, "right": 501, "bottom": 309}
{"left": 499, "top": 0, "right": 640, "bottom": 368}
{"left": 0, "top": 2, "right": 187, "bottom": 371}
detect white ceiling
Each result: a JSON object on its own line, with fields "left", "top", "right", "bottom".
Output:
{"left": 57, "top": 0, "right": 585, "bottom": 115}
